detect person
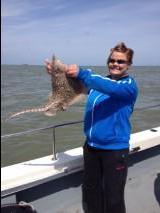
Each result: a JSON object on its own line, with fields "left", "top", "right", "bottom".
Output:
{"left": 45, "top": 42, "right": 138, "bottom": 213}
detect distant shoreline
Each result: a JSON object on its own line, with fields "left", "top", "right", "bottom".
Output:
{"left": 1, "top": 64, "right": 160, "bottom": 67}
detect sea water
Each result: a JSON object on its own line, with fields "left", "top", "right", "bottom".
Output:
{"left": 1, "top": 65, "right": 160, "bottom": 166}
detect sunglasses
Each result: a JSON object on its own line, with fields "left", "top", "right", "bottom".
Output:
{"left": 109, "top": 59, "right": 128, "bottom": 64}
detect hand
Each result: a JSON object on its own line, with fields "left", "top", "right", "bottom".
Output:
{"left": 44, "top": 59, "right": 68, "bottom": 75}
{"left": 44, "top": 59, "right": 53, "bottom": 75}
{"left": 66, "top": 64, "right": 79, "bottom": 78}
{"left": 44, "top": 59, "right": 78, "bottom": 78}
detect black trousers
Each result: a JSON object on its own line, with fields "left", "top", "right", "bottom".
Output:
{"left": 82, "top": 143, "right": 129, "bottom": 213}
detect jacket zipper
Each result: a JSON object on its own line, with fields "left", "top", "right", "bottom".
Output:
{"left": 89, "top": 94, "right": 102, "bottom": 141}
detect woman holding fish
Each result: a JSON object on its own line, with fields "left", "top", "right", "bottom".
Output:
{"left": 45, "top": 42, "right": 138, "bottom": 213}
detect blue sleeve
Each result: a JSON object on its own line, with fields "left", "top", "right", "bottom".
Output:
{"left": 77, "top": 68, "right": 138, "bottom": 101}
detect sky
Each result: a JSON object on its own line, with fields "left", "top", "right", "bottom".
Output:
{"left": 1, "top": 0, "right": 160, "bottom": 65}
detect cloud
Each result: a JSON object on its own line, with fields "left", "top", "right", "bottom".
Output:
{"left": 1, "top": 0, "right": 34, "bottom": 17}
{"left": 1, "top": 0, "right": 160, "bottom": 65}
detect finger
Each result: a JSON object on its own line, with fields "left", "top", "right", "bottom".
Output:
{"left": 44, "top": 59, "right": 52, "bottom": 74}
{"left": 68, "top": 64, "right": 78, "bottom": 73}
{"left": 44, "top": 59, "right": 50, "bottom": 65}
{"left": 44, "top": 59, "right": 50, "bottom": 69}
{"left": 66, "top": 64, "right": 78, "bottom": 77}
{"left": 63, "top": 64, "right": 69, "bottom": 72}
{"left": 58, "top": 62, "right": 68, "bottom": 72}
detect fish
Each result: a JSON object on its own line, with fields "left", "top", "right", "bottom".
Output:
{"left": 7, "top": 56, "right": 86, "bottom": 120}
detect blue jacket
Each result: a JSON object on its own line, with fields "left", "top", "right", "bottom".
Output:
{"left": 77, "top": 68, "right": 138, "bottom": 150}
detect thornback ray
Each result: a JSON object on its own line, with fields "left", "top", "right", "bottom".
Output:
{"left": 6, "top": 56, "right": 87, "bottom": 120}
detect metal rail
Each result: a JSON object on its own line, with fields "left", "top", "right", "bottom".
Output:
{"left": 1, "top": 120, "right": 83, "bottom": 160}
{"left": 1, "top": 104, "right": 160, "bottom": 159}
{"left": 134, "top": 104, "right": 160, "bottom": 111}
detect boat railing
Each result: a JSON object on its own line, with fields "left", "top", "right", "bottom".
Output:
{"left": 1, "top": 104, "right": 160, "bottom": 160}
{"left": 1, "top": 120, "right": 84, "bottom": 160}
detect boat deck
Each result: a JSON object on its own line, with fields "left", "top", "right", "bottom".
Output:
{"left": 2, "top": 146, "right": 160, "bottom": 213}
{"left": 30, "top": 146, "right": 160, "bottom": 213}
{"left": 1, "top": 127, "right": 160, "bottom": 213}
